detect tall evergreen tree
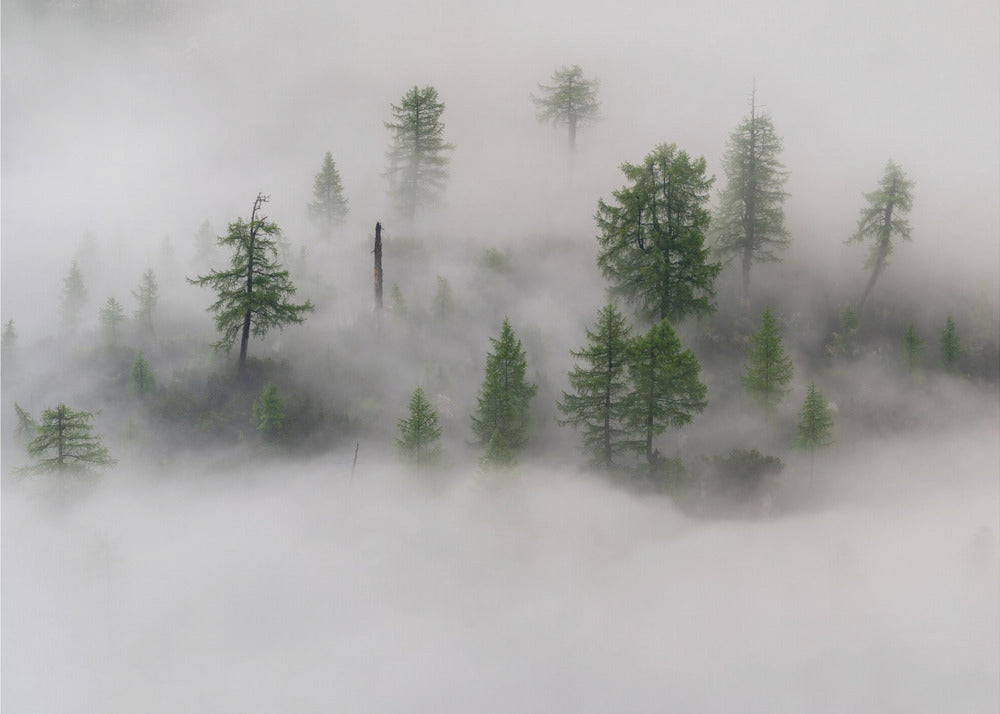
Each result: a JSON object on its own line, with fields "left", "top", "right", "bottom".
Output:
{"left": 596, "top": 143, "right": 720, "bottom": 323}
{"left": 432, "top": 275, "right": 454, "bottom": 321}
{"left": 557, "top": 303, "right": 633, "bottom": 470}
{"left": 531, "top": 64, "right": 600, "bottom": 151}
{"left": 850, "top": 160, "right": 914, "bottom": 314}
{"left": 470, "top": 318, "right": 538, "bottom": 455}
{"left": 829, "top": 306, "right": 860, "bottom": 360}
{"left": 60, "top": 260, "right": 87, "bottom": 331}
{"left": 384, "top": 86, "right": 454, "bottom": 221}
{"left": 189, "top": 194, "right": 314, "bottom": 377}
{"left": 2, "top": 319, "right": 17, "bottom": 368}
{"left": 99, "top": 296, "right": 125, "bottom": 346}
{"left": 395, "top": 386, "right": 443, "bottom": 467}
{"left": 253, "top": 382, "right": 286, "bottom": 438}
{"left": 24, "top": 403, "right": 114, "bottom": 474}
{"left": 713, "top": 87, "right": 789, "bottom": 312}
{"left": 622, "top": 320, "right": 707, "bottom": 470}
{"left": 129, "top": 351, "right": 155, "bottom": 395}
{"left": 940, "top": 316, "right": 963, "bottom": 373}
{"left": 741, "top": 306, "right": 794, "bottom": 418}
{"left": 901, "top": 323, "right": 924, "bottom": 373}
{"left": 14, "top": 402, "right": 36, "bottom": 445}
{"left": 307, "top": 151, "right": 349, "bottom": 237}
{"left": 796, "top": 382, "right": 834, "bottom": 470}
{"left": 131, "top": 267, "right": 159, "bottom": 340}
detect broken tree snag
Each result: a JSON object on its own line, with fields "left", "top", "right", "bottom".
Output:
{"left": 374, "top": 221, "right": 383, "bottom": 310}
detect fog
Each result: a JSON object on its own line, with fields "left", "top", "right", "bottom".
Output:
{"left": 3, "top": 0, "right": 999, "bottom": 711}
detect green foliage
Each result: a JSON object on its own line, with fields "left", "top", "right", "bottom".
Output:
{"left": 480, "top": 429, "right": 516, "bottom": 470}
{"left": 24, "top": 403, "right": 114, "bottom": 474}
{"left": 557, "top": 303, "right": 633, "bottom": 470}
{"left": 99, "top": 296, "right": 125, "bottom": 345}
{"left": 253, "top": 382, "right": 286, "bottom": 438}
{"left": 713, "top": 93, "right": 789, "bottom": 311}
{"left": 60, "top": 260, "right": 87, "bottom": 330}
{"left": 432, "top": 275, "right": 454, "bottom": 320}
{"left": 188, "top": 194, "right": 313, "bottom": 375}
{"left": 2, "top": 319, "right": 17, "bottom": 363}
{"left": 622, "top": 319, "right": 707, "bottom": 468}
{"left": 384, "top": 86, "right": 454, "bottom": 220}
{"left": 708, "top": 448, "right": 784, "bottom": 500}
{"left": 796, "top": 382, "right": 834, "bottom": 453}
{"left": 531, "top": 64, "right": 600, "bottom": 151}
{"left": 14, "top": 402, "right": 37, "bottom": 445}
{"left": 479, "top": 247, "right": 511, "bottom": 273}
{"left": 471, "top": 318, "right": 538, "bottom": 454}
{"left": 131, "top": 267, "right": 158, "bottom": 338}
{"left": 940, "top": 316, "right": 963, "bottom": 373}
{"left": 307, "top": 151, "right": 349, "bottom": 236}
{"left": 829, "top": 306, "right": 860, "bottom": 360}
{"left": 901, "top": 323, "right": 924, "bottom": 372}
{"left": 596, "top": 143, "right": 720, "bottom": 323}
{"left": 741, "top": 306, "right": 793, "bottom": 414}
{"left": 395, "top": 386, "right": 443, "bottom": 466}
{"left": 389, "top": 283, "right": 407, "bottom": 316}
{"left": 130, "top": 351, "right": 156, "bottom": 395}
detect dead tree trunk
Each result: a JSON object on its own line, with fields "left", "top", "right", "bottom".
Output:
{"left": 374, "top": 221, "right": 383, "bottom": 311}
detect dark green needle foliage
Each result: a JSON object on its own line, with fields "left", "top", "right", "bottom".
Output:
{"left": 395, "top": 386, "right": 443, "bottom": 467}
{"left": 901, "top": 324, "right": 924, "bottom": 372}
{"left": 622, "top": 319, "right": 707, "bottom": 470}
{"left": 129, "top": 351, "right": 155, "bottom": 396}
{"left": 471, "top": 318, "right": 538, "bottom": 457}
{"left": 480, "top": 429, "right": 517, "bottom": 470}
{"left": 384, "top": 86, "right": 454, "bottom": 221}
{"left": 741, "top": 306, "right": 794, "bottom": 416}
{"left": 253, "top": 383, "right": 286, "bottom": 439}
{"left": 596, "top": 143, "right": 720, "bottom": 324}
{"left": 796, "top": 383, "right": 834, "bottom": 467}
{"left": 557, "top": 303, "right": 633, "bottom": 470}
{"left": 189, "top": 194, "right": 313, "bottom": 377}
{"left": 307, "top": 151, "right": 349, "bottom": 237}
{"left": 531, "top": 64, "right": 600, "bottom": 151}
{"left": 25, "top": 403, "right": 114, "bottom": 475}
{"left": 940, "top": 316, "right": 963, "bottom": 373}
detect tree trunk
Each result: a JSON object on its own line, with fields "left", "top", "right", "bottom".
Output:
{"left": 568, "top": 117, "right": 577, "bottom": 152}
{"left": 857, "top": 184, "right": 896, "bottom": 315}
{"left": 741, "top": 248, "right": 752, "bottom": 313}
{"left": 374, "top": 222, "right": 383, "bottom": 311}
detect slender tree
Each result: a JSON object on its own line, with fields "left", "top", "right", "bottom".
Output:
{"left": 253, "top": 383, "right": 286, "bottom": 438}
{"left": 60, "top": 260, "right": 87, "bottom": 331}
{"left": 432, "top": 275, "right": 454, "bottom": 321}
{"left": 471, "top": 318, "right": 538, "bottom": 455}
{"left": 14, "top": 402, "right": 36, "bottom": 445}
{"left": 99, "top": 297, "right": 125, "bottom": 346}
{"left": 189, "top": 194, "right": 314, "bottom": 377}
{"left": 713, "top": 86, "right": 789, "bottom": 312}
{"left": 24, "top": 404, "right": 114, "bottom": 474}
{"left": 850, "top": 160, "right": 914, "bottom": 314}
{"left": 741, "top": 306, "right": 794, "bottom": 419}
{"left": 395, "top": 386, "right": 443, "bottom": 466}
{"left": 2, "top": 319, "right": 17, "bottom": 367}
{"left": 622, "top": 319, "right": 707, "bottom": 470}
{"left": 384, "top": 86, "right": 454, "bottom": 221}
{"left": 796, "top": 382, "right": 834, "bottom": 471}
{"left": 596, "top": 143, "right": 720, "bottom": 323}
{"left": 557, "top": 303, "right": 633, "bottom": 470}
{"left": 940, "top": 316, "right": 963, "bottom": 373}
{"left": 129, "top": 351, "right": 155, "bottom": 395}
{"left": 531, "top": 64, "right": 600, "bottom": 151}
{"left": 901, "top": 323, "right": 924, "bottom": 373}
{"left": 829, "top": 306, "right": 860, "bottom": 360}
{"left": 307, "top": 151, "right": 349, "bottom": 237}
{"left": 131, "top": 267, "right": 159, "bottom": 340}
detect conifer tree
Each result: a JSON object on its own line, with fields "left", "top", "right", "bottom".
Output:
{"left": 25, "top": 404, "right": 114, "bottom": 474}
{"left": 480, "top": 429, "right": 516, "bottom": 470}
{"left": 189, "top": 194, "right": 314, "bottom": 377}
{"left": 99, "top": 297, "right": 125, "bottom": 346}
{"left": 622, "top": 319, "right": 707, "bottom": 470}
{"left": 531, "top": 64, "right": 601, "bottom": 152}
{"left": 829, "top": 306, "right": 860, "bottom": 360}
{"left": 14, "top": 402, "right": 36, "bottom": 445}
{"left": 130, "top": 352, "right": 155, "bottom": 395}
{"left": 60, "top": 260, "right": 87, "bottom": 331}
{"left": 796, "top": 382, "right": 834, "bottom": 470}
{"left": 432, "top": 275, "right": 454, "bottom": 321}
{"left": 395, "top": 386, "right": 443, "bottom": 467}
{"left": 307, "top": 151, "right": 349, "bottom": 237}
{"left": 253, "top": 383, "right": 286, "bottom": 438}
{"left": 557, "top": 303, "right": 633, "bottom": 470}
{"left": 131, "top": 268, "right": 158, "bottom": 340}
{"left": 741, "top": 306, "right": 793, "bottom": 418}
{"left": 713, "top": 87, "right": 789, "bottom": 312}
{"left": 2, "top": 319, "right": 17, "bottom": 368}
{"left": 596, "top": 143, "right": 720, "bottom": 323}
{"left": 901, "top": 324, "right": 924, "bottom": 373}
{"left": 940, "top": 316, "right": 963, "bottom": 373}
{"left": 471, "top": 318, "right": 538, "bottom": 455}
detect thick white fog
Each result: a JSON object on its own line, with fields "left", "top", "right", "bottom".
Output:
{"left": 3, "top": 0, "right": 999, "bottom": 712}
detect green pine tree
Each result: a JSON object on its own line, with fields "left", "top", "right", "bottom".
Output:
{"left": 830, "top": 306, "right": 860, "bottom": 360}
{"left": 395, "top": 386, "right": 443, "bottom": 466}
{"left": 25, "top": 403, "right": 114, "bottom": 474}
{"left": 622, "top": 319, "right": 707, "bottom": 471}
{"left": 480, "top": 428, "right": 517, "bottom": 470}
{"left": 940, "top": 316, "right": 963, "bottom": 373}
{"left": 2, "top": 319, "right": 17, "bottom": 369}
{"left": 741, "top": 306, "right": 794, "bottom": 420}
{"left": 131, "top": 267, "right": 158, "bottom": 341}
{"left": 307, "top": 151, "right": 349, "bottom": 237}
{"left": 531, "top": 64, "right": 601, "bottom": 151}
{"left": 901, "top": 323, "right": 924, "bottom": 373}
{"left": 432, "top": 275, "right": 454, "bottom": 320}
{"left": 14, "top": 402, "right": 37, "bottom": 445}
{"left": 99, "top": 296, "right": 126, "bottom": 346}
{"left": 253, "top": 382, "right": 286, "bottom": 438}
{"left": 60, "top": 260, "right": 88, "bottom": 331}
{"left": 557, "top": 303, "right": 633, "bottom": 470}
{"left": 471, "top": 318, "right": 538, "bottom": 455}
{"left": 129, "top": 351, "right": 155, "bottom": 396}
{"left": 596, "top": 143, "right": 720, "bottom": 323}
{"left": 796, "top": 382, "right": 834, "bottom": 471}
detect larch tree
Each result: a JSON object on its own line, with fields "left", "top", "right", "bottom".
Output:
{"left": 395, "top": 386, "right": 443, "bottom": 467}
{"left": 531, "top": 64, "right": 600, "bottom": 152}
{"left": 741, "top": 306, "right": 794, "bottom": 420}
{"left": 557, "top": 303, "right": 633, "bottom": 470}
{"left": 796, "top": 382, "right": 834, "bottom": 471}
{"left": 24, "top": 403, "right": 114, "bottom": 475}
{"left": 307, "top": 151, "right": 349, "bottom": 237}
{"left": 470, "top": 317, "right": 538, "bottom": 457}
{"left": 99, "top": 297, "right": 125, "bottom": 346}
{"left": 713, "top": 87, "right": 789, "bottom": 313}
{"left": 622, "top": 319, "right": 707, "bottom": 471}
{"left": 131, "top": 267, "right": 158, "bottom": 340}
{"left": 596, "top": 143, "right": 720, "bottom": 324}
{"left": 850, "top": 160, "right": 914, "bottom": 314}
{"left": 129, "top": 351, "right": 155, "bottom": 396}
{"left": 384, "top": 86, "right": 454, "bottom": 221}
{"left": 253, "top": 383, "right": 286, "bottom": 439}
{"left": 189, "top": 194, "right": 314, "bottom": 378}
{"left": 60, "top": 260, "right": 87, "bottom": 331}
{"left": 901, "top": 324, "right": 924, "bottom": 373}
{"left": 829, "top": 306, "right": 860, "bottom": 360}
{"left": 2, "top": 319, "right": 17, "bottom": 367}
{"left": 940, "top": 316, "right": 963, "bottom": 373}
